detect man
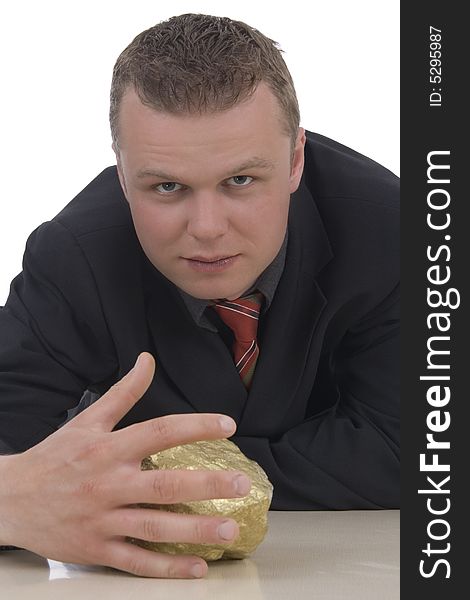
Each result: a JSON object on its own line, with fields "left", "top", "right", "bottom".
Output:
{"left": 0, "top": 14, "right": 399, "bottom": 578}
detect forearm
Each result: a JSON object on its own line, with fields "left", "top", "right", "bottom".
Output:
{"left": 232, "top": 409, "right": 399, "bottom": 511}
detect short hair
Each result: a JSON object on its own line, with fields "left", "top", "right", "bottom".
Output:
{"left": 109, "top": 13, "right": 300, "bottom": 152}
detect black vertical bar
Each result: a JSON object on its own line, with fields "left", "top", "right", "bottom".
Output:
{"left": 401, "top": 2, "right": 466, "bottom": 597}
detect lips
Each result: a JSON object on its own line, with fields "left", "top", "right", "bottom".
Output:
{"left": 186, "top": 255, "right": 235, "bottom": 263}
{"left": 183, "top": 254, "right": 240, "bottom": 273}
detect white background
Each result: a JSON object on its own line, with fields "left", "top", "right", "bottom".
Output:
{"left": 0, "top": 0, "right": 399, "bottom": 303}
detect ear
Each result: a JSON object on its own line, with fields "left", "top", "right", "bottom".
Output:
{"left": 112, "top": 143, "right": 128, "bottom": 199}
{"left": 289, "top": 128, "right": 306, "bottom": 194}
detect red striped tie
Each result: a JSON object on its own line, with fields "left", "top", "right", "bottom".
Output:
{"left": 213, "top": 293, "right": 263, "bottom": 389}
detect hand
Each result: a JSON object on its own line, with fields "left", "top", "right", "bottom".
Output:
{"left": 0, "top": 352, "right": 251, "bottom": 578}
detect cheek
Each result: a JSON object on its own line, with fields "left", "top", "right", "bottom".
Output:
{"left": 253, "top": 191, "right": 290, "bottom": 231}
{"left": 129, "top": 201, "right": 183, "bottom": 251}
{"left": 231, "top": 195, "right": 288, "bottom": 255}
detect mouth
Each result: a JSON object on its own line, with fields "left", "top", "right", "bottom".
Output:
{"left": 182, "top": 254, "right": 240, "bottom": 273}
{"left": 186, "top": 255, "right": 236, "bottom": 263}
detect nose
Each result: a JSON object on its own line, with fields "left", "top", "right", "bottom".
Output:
{"left": 186, "top": 192, "right": 229, "bottom": 241}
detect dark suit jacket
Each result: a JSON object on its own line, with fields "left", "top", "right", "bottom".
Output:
{"left": 0, "top": 131, "right": 399, "bottom": 509}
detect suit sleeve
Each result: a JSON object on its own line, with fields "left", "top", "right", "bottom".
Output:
{"left": 232, "top": 285, "right": 400, "bottom": 510}
{"left": 0, "top": 221, "right": 117, "bottom": 453}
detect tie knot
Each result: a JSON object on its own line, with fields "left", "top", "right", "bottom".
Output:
{"left": 213, "top": 292, "right": 263, "bottom": 343}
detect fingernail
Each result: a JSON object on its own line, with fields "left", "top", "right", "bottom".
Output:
{"left": 219, "top": 416, "right": 236, "bottom": 434}
{"left": 234, "top": 474, "right": 251, "bottom": 496}
{"left": 190, "top": 562, "right": 205, "bottom": 578}
{"left": 218, "top": 520, "right": 237, "bottom": 541}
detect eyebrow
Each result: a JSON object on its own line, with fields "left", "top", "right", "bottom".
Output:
{"left": 135, "top": 157, "right": 276, "bottom": 181}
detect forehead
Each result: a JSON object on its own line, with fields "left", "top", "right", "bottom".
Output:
{"left": 116, "top": 83, "right": 291, "bottom": 175}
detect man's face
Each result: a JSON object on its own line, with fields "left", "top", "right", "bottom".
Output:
{"left": 114, "top": 83, "right": 305, "bottom": 300}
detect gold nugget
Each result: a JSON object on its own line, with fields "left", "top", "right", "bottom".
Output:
{"left": 129, "top": 438, "right": 273, "bottom": 560}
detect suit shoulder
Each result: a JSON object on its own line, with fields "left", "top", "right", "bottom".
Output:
{"left": 303, "top": 131, "right": 399, "bottom": 211}
{"left": 298, "top": 133, "right": 399, "bottom": 293}
{"left": 52, "top": 166, "right": 132, "bottom": 237}
{"left": 21, "top": 167, "right": 139, "bottom": 285}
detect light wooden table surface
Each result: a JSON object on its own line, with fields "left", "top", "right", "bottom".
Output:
{"left": 0, "top": 510, "right": 399, "bottom": 600}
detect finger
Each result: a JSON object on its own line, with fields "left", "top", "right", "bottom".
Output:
{"left": 113, "top": 468, "right": 251, "bottom": 505}
{"left": 103, "top": 540, "right": 208, "bottom": 578}
{"left": 72, "top": 353, "right": 156, "bottom": 431}
{"left": 108, "top": 508, "right": 240, "bottom": 546}
{"left": 112, "top": 412, "right": 237, "bottom": 460}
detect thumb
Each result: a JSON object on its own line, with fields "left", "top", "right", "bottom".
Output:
{"left": 70, "top": 352, "right": 156, "bottom": 432}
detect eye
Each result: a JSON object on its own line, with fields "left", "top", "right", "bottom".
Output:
{"left": 227, "top": 175, "right": 254, "bottom": 187}
{"left": 153, "top": 182, "right": 184, "bottom": 194}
